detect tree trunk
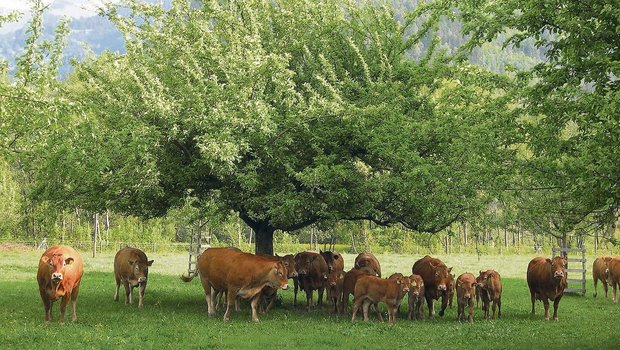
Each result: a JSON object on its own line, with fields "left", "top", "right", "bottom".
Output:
{"left": 254, "top": 227, "right": 274, "bottom": 255}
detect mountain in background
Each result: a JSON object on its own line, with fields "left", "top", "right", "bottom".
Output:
{"left": 0, "top": 0, "right": 546, "bottom": 77}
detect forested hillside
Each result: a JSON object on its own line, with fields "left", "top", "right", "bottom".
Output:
{"left": 0, "top": 0, "right": 616, "bottom": 255}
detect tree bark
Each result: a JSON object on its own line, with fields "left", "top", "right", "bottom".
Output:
{"left": 254, "top": 227, "right": 274, "bottom": 255}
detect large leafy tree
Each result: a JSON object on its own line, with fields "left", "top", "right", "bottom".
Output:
{"left": 29, "top": 0, "right": 518, "bottom": 254}
{"left": 433, "top": 0, "right": 620, "bottom": 238}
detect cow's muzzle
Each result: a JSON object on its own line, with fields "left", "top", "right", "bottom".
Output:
{"left": 51, "top": 273, "right": 63, "bottom": 282}
{"left": 438, "top": 284, "right": 447, "bottom": 292}
{"left": 554, "top": 271, "right": 564, "bottom": 279}
{"left": 138, "top": 277, "right": 147, "bottom": 283}
{"left": 281, "top": 284, "right": 289, "bottom": 290}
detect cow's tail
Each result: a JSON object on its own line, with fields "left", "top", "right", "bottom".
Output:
{"left": 180, "top": 271, "right": 198, "bottom": 283}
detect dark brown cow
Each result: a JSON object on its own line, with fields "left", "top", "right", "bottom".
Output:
{"left": 354, "top": 252, "right": 381, "bottom": 277}
{"left": 342, "top": 266, "right": 377, "bottom": 314}
{"left": 407, "top": 274, "right": 425, "bottom": 320}
{"left": 526, "top": 256, "right": 567, "bottom": 321}
{"left": 298, "top": 252, "right": 329, "bottom": 310}
{"left": 261, "top": 254, "right": 298, "bottom": 313}
{"left": 593, "top": 256, "right": 612, "bottom": 298}
{"left": 326, "top": 270, "right": 346, "bottom": 314}
{"left": 181, "top": 247, "right": 289, "bottom": 321}
{"left": 476, "top": 270, "right": 502, "bottom": 320}
{"left": 351, "top": 274, "right": 411, "bottom": 324}
{"left": 114, "top": 247, "right": 154, "bottom": 308}
{"left": 320, "top": 250, "right": 345, "bottom": 272}
{"left": 412, "top": 255, "right": 453, "bottom": 319}
{"left": 456, "top": 273, "right": 476, "bottom": 323}
{"left": 293, "top": 251, "right": 316, "bottom": 306}
{"left": 607, "top": 257, "right": 620, "bottom": 303}
{"left": 37, "top": 245, "right": 84, "bottom": 323}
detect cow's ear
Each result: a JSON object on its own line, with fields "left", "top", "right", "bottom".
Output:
{"left": 334, "top": 254, "right": 339, "bottom": 260}
{"left": 604, "top": 257, "right": 613, "bottom": 262}
{"left": 320, "top": 250, "right": 323, "bottom": 254}
{"left": 65, "top": 257, "right": 74, "bottom": 265}
{"left": 546, "top": 258, "right": 552, "bottom": 264}
{"left": 448, "top": 267, "right": 453, "bottom": 273}
{"left": 128, "top": 260, "right": 136, "bottom": 266}
{"left": 396, "top": 279, "right": 402, "bottom": 285}
{"left": 411, "top": 281, "right": 417, "bottom": 287}
{"left": 147, "top": 260, "right": 154, "bottom": 266}
{"left": 275, "top": 253, "right": 280, "bottom": 258}
{"left": 479, "top": 270, "right": 483, "bottom": 275}
{"left": 41, "top": 256, "right": 50, "bottom": 264}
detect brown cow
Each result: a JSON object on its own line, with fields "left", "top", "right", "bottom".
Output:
{"left": 37, "top": 245, "right": 84, "bottom": 323}
{"left": 412, "top": 255, "right": 453, "bottom": 319}
{"left": 476, "top": 270, "right": 502, "bottom": 320}
{"left": 298, "top": 252, "right": 329, "bottom": 310}
{"left": 456, "top": 273, "right": 476, "bottom": 323}
{"left": 607, "top": 257, "right": 620, "bottom": 303}
{"left": 354, "top": 252, "right": 381, "bottom": 277}
{"left": 181, "top": 247, "right": 289, "bottom": 321}
{"left": 320, "top": 250, "right": 345, "bottom": 272}
{"left": 447, "top": 273, "right": 455, "bottom": 308}
{"left": 293, "top": 251, "right": 315, "bottom": 306}
{"left": 593, "top": 256, "right": 612, "bottom": 298}
{"left": 351, "top": 274, "right": 411, "bottom": 324}
{"left": 261, "top": 253, "right": 298, "bottom": 313}
{"left": 342, "top": 266, "right": 377, "bottom": 314}
{"left": 114, "top": 247, "right": 154, "bottom": 308}
{"left": 407, "top": 274, "right": 425, "bottom": 320}
{"left": 326, "top": 270, "right": 346, "bottom": 314}
{"left": 526, "top": 256, "right": 567, "bottom": 321}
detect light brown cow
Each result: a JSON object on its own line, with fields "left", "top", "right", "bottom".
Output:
{"left": 526, "top": 256, "right": 567, "bottom": 321}
{"left": 456, "top": 273, "right": 476, "bottom": 323}
{"left": 607, "top": 257, "right": 620, "bottom": 303}
{"left": 476, "top": 270, "right": 502, "bottom": 320}
{"left": 341, "top": 266, "right": 377, "bottom": 314}
{"left": 351, "top": 274, "right": 411, "bottom": 324}
{"left": 261, "top": 253, "right": 298, "bottom": 313}
{"left": 37, "top": 245, "right": 84, "bottom": 323}
{"left": 593, "top": 256, "right": 612, "bottom": 298}
{"left": 412, "top": 255, "right": 453, "bottom": 319}
{"left": 181, "top": 247, "right": 289, "bottom": 321}
{"left": 407, "top": 274, "right": 425, "bottom": 320}
{"left": 354, "top": 252, "right": 381, "bottom": 277}
{"left": 326, "top": 270, "right": 346, "bottom": 314}
{"left": 114, "top": 247, "right": 154, "bottom": 308}
{"left": 320, "top": 250, "right": 345, "bottom": 272}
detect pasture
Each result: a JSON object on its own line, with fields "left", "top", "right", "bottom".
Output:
{"left": 1, "top": 249, "right": 618, "bottom": 349}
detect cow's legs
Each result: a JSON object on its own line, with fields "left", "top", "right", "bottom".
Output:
{"left": 373, "top": 303, "right": 383, "bottom": 322}
{"left": 138, "top": 282, "right": 146, "bottom": 308}
{"left": 457, "top": 302, "right": 463, "bottom": 322}
{"left": 425, "top": 295, "right": 435, "bottom": 319}
{"left": 362, "top": 300, "right": 371, "bottom": 321}
{"left": 114, "top": 276, "right": 121, "bottom": 301}
{"left": 529, "top": 290, "right": 536, "bottom": 316}
{"left": 305, "top": 287, "right": 313, "bottom": 311}
{"left": 351, "top": 298, "right": 362, "bottom": 321}
{"left": 543, "top": 298, "right": 550, "bottom": 320}
{"left": 199, "top": 276, "right": 215, "bottom": 316}
{"left": 388, "top": 304, "right": 397, "bottom": 324}
{"left": 613, "top": 282, "right": 617, "bottom": 303}
{"left": 250, "top": 294, "right": 261, "bottom": 322}
{"left": 223, "top": 288, "right": 237, "bottom": 321}
{"left": 468, "top": 299, "right": 474, "bottom": 323}
{"left": 603, "top": 281, "right": 608, "bottom": 298}
{"left": 438, "top": 292, "right": 448, "bottom": 317}
{"left": 40, "top": 289, "right": 52, "bottom": 322}
{"left": 123, "top": 281, "right": 131, "bottom": 305}
{"left": 317, "top": 287, "right": 325, "bottom": 308}
{"left": 342, "top": 292, "right": 350, "bottom": 315}
{"left": 71, "top": 283, "right": 80, "bottom": 322}
{"left": 496, "top": 297, "right": 502, "bottom": 319}
{"left": 293, "top": 277, "right": 299, "bottom": 306}
{"left": 552, "top": 296, "right": 562, "bottom": 321}
{"left": 59, "top": 295, "right": 70, "bottom": 324}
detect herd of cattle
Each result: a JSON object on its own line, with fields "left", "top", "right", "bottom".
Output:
{"left": 36, "top": 245, "right": 620, "bottom": 324}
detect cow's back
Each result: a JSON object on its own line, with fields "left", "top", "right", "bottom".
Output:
{"left": 354, "top": 253, "right": 381, "bottom": 277}
{"left": 412, "top": 255, "right": 443, "bottom": 287}
{"left": 609, "top": 258, "right": 620, "bottom": 283}
{"left": 526, "top": 257, "right": 549, "bottom": 290}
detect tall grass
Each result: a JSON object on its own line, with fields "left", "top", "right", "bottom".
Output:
{"left": 1, "top": 249, "right": 618, "bottom": 349}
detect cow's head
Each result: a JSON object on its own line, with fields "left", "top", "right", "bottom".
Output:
{"left": 476, "top": 270, "right": 489, "bottom": 289}
{"left": 456, "top": 275, "right": 476, "bottom": 300}
{"left": 429, "top": 262, "right": 452, "bottom": 293}
{"left": 408, "top": 275, "right": 424, "bottom": 297}
{"left": 129, "top": 259, "right": 154, "bottom": 285}
{"left": 546, "top": 256, "right": 566, "bottom": 280}
{"left": 327, "top": 271, "right": 345, "bottom": 289}
{"left": 604, "top": 257, "right": 613, "bottom": 280}
{"left": 272, "top": 261, "right": 289, "bottom": 290}
{"left": 393, "top": 275, "right": 411, "bottom": 294}
{"left": 41, "top": 254, "right": 74, "bottom": 284}
{"left": 279, "top": 254, "right": 298, "bottom": 278}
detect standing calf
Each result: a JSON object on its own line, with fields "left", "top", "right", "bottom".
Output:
{"left": 351, "top": 274, "right": 411, "bottom": 324}
{"left": 592, "top": 256, "right": 612, "bottom": 298}
{"left": 114, "top": 247, "right": 154, "bottom": 308}
{"left": 476, "top": 270, "right": 502, "bottom": 319}
{"left": 456, "top": 273, "right": 476, "bottom": 323}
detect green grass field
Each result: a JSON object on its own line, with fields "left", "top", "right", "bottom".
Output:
{"left": 1, "top": 249, "right": 618, "bottom": 349}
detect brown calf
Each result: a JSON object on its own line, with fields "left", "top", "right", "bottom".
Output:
{"left": 326, "top": 270, "right": 346, "bottom": 314}
{"left": 351, "top": 275, "right": 411, "bottom": 324}
{"left": 607, "top": 257, "right": 620, "bottom": 303}
{"left": 114, "top": 247, "right": 154, "bottom": 308}
{"left": 476, "top": 270, "right": 502, "bottom": 320}
{"left": 593, "top": 256, "right": 612, "bottom": 298}
{"left": 407, "top": 274, "right": 425, "bottom": 320}
{"left": 456, "top": 273, "right": 476, "bottom": 323}
{"left": 342, "top": 266, "right": 376, "bottom": 314}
